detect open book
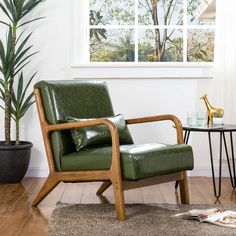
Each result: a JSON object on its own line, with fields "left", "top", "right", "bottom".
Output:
{"left": 173, "top": 208, "right": 236, "bottom": 228}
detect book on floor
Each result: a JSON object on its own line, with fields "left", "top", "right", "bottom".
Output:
{"left": 173, "top": 208, "right": 236, "bottom": 228}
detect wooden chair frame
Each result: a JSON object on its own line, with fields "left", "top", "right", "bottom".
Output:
{"left": 32, "top": 88, "right": 190, "bottom": 220}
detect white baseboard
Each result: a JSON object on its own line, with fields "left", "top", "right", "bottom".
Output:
{"left": 25, "top": 167, "right": 49, "bottom": 178}
{"left": 189, "top": 165, "right": 231, "bottom": 177}
{"left": 25, "top": 165, "right": 232, "bottom": 178}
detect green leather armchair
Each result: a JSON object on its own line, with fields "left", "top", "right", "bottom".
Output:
{"left": 33, "top": 80, "right": 193, "bottom": 220}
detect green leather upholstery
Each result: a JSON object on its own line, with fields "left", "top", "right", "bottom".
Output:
{"left": 61, "top": 143, "right": 193, "bottom": 180}
{"left": 34, "top": 80, "right": 194, "bottom": 178}
{"left": 34, "top": 80, "right": 127, "bottom": 171}
{"left": 67, "top": 114, "right": 133, "bottom": 151}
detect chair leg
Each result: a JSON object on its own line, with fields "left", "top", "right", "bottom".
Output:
{"left": 32, "top": 174, "right": 60, "bottom": 206}
{"left": 96, "top": 181, "right": 112, "bottom": 195}
{"left": 112, "top": 179, "right": 126, "bottom": 221}
{"left": 179, "top": 171, "right": 190, "bottom": 204}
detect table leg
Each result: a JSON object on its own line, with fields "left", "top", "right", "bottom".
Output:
{"left": 175, "top": 130, "right": 190, "bottom": 190}
{"left": 185, "top": 130, "right": 191, "bottom": 144}
{"left": 208, "top": 131, "right": 222, "bottom": 198}
{"left": 223, "top": 132, "right": 236, "bottom": 188}
{"left": 184, "top": 130, "right": 188, "bottom": 143}
{"left": 230, "top": 132, "right": 236, "bottom": 187}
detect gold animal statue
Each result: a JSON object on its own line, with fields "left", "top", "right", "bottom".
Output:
{"left": 200, "top": 94, "right": 224, "bottom": 126}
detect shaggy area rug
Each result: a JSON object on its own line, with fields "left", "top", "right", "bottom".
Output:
{"left": 48, "top": 203, "right": 236, "bottom": 236}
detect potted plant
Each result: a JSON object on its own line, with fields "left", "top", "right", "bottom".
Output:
{"left": 0, "top": 0, "right": 43, "bottom": 183}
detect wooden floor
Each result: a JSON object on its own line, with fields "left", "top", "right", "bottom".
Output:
{"left": 0, "top": 177, "right": 236, "bottom": 235}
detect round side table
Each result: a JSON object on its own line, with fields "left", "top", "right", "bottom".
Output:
{"left": 177, "top": 124, "right": 236, "bottom": 199}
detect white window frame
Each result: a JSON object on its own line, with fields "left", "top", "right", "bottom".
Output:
{"left": 71, "top": 0, "right": 215, "bottom": 79}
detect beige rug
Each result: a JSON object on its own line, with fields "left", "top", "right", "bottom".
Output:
{"left": 48, "top": 203, "right": 236, "bottom": 236}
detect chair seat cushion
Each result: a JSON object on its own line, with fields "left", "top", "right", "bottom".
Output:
{"left": 61, "top": 143, "right": 193, "bottom": 180}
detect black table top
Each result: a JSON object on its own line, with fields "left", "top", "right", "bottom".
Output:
{"left": 182, "top": 124, "right": 236, "bottom": 132}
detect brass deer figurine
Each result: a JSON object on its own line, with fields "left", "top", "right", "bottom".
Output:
{"left": 200, "top": 94, "right": 224, "bottom": 126}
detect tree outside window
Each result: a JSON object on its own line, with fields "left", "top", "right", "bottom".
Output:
{"left": 89, "top": 0, "right": 215, "bottom": 63}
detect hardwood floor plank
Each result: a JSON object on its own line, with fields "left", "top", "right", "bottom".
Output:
{"left": 16, "top": 209, "right": 48, "bottom": 236}
{"left": 158, "top": 182, "right": 178, "bottom": 204}
{"left": 60, "top": 183, "right": 85, "bottom": 204}
{"left": 0, "top": 176, "right": 235, "bottom": 235}
{"left": 16, "top": 180, "right": 66, "bottom": 236}
{"left": 141, "top": 185, "right": 164, "bottom": 204}
{"left": 217, "top": 177, "right": 235, "bottom": 204}
{"left": 188, "top": 177, "right": 209, "bottom": 204}
{"left": 36, "top": 182, "right": 66, "bottom": 219}
{"left": 124, "top": 188, "right": 143, "bottom": 204}
{"left": 0, "top": 183, "right": 26, "bottom": 215}
{"left": 81, "top": 182, "right": 105, "bottom": 204}
{"left": 0, "top": 179, "right": 44, "bottom": 236}
{"left": 0, "top": 184, "right": 9, "bottom": 195}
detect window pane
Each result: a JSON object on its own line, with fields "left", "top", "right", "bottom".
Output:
{"left": 187, "top": 29, "right": 214, "bottom": 62}
{"left": 90, "top": 0, "right": 135, "bottom": 25}
{"left": 90, "top": 29, "right": 135, "bottom": 62}
{"left": 138, "top": 29, "right": 183, "bottom": 62}
{"left": 138, "top": 0, "right": 183, "bottom": 25}
{"left": 187, "top": 0, "right": 215, "bottom": 25}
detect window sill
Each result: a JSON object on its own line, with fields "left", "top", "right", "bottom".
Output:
{"left": 72, "top": 62, "right": 214, "bottom": 68}
{"left": 70, "top": 62, "right": 215, "bottom": 79}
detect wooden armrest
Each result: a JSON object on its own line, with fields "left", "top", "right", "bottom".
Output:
{"left": 126, "top": 114, "right": 184, "bottom": 144}
{"left": 48, "top": 118, "right": 117, "bottom": 133}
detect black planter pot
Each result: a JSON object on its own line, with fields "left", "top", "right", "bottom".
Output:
{"left": 0, "top": 141, "right": 33, "bottom": 183}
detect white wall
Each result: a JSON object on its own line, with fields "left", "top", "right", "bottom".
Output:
{"left": 0, "top": 0, "right": 231, "bottom": 177}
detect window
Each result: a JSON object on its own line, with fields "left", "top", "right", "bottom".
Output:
{"left": 89, "top": 0, "right": 215, "bottom": 63}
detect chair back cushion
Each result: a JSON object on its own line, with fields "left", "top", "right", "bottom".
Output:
{"left": 34, "top": 80, "right": 133, "bottom": 171}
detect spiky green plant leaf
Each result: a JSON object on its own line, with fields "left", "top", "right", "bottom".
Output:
{"left": 13, "top": 61, "right": 30, "bottom": 76}
{"left": 18, "top": 16, "right": 45, "bottom": 28}
{"left": 14, "top": 51, "right": 38, "bottom": 73}
{"left": 19, "top": 72, "right": 36, "bottom": 106}
{"left": 6, "top": 27, "right": 13, "bottom": 57}
{"left": 15, "top": 32, "right": 32, "bottom": 57}
{"left": 17, "top": 72, "right": 23, "bottom": 102}
{"left": 0, "top": 20, "right": 10, "bottom": 26}
{"left": 14, "top": 45, "right": 33, "bottom": 66}
{"left": 11, "top": 72, "right": 35, "bottom": 121}
{"left": 0, "top": 0, "right": 43, "bottom": 144}
{"left": 21, "top": 0, "right": 43, "bottom": 19}
{"left": 0, "top": 2, "right": 13, "bottom": 21}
